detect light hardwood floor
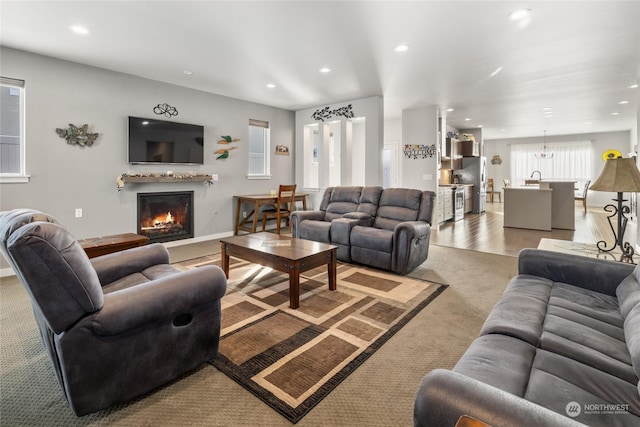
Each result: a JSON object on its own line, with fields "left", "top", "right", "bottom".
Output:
{"left": 431, "top": 200, "right": 638, "bottom": 258}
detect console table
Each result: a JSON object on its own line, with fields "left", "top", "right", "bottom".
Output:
{"left": 78, "top": 233, "right": 149, "bottom": 258}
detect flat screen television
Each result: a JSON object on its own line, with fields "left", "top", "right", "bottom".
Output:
{"left": 128, "top": 116, "right": 204, "bottom": 164}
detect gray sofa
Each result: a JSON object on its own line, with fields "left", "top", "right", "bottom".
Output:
{"left": 414, "top": 249, "right": 640, "bottom": 427}
{"left": 291, "top": 186, "right": 435, "bottom": 274}
{"left": 0, "top": 209, "right": 227, "bottom": 416}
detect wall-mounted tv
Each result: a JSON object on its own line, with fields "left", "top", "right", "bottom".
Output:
{"left": 128, "top": 116, "right": 204, "bottom": 165}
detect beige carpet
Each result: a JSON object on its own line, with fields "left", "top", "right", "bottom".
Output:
{"left": 0, "top": 244, "right": 517, "bottom": 426}
{"left": 175, "top": 257, "right": 445, "bottom": 423}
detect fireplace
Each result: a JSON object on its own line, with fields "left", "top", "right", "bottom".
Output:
{"left": 137, "top": 191, "right": 194, "bottom": 243}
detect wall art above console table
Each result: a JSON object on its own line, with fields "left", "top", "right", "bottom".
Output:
{"left": 116, "top": 173, "right": 214, "bottom": 191}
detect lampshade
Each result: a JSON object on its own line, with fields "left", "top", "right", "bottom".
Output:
{"left": 590, "top": 157, "right": 640, "bottom": 192}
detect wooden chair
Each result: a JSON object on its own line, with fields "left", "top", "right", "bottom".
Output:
{"left": 262, "top": 184, "right": 297, "bottom": 234}
{"left": 575, "top": 180, "right": 591, "bottom": 213}
{"left": 487, "top": 178, "right": 502, "bottom": 203}
{"left": 503, "top": 178, "right": 511, "bottom": 188}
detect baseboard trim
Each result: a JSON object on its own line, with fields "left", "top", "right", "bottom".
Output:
{"left": 161, "top": 231, "right": 233, "bottom": 248}
{"left": 1, "top": 267, "right": 15, "bottom": 278}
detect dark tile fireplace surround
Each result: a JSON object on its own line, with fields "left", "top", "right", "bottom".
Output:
{"left": 137, "top": 191, "right": 194, "bottom": 243}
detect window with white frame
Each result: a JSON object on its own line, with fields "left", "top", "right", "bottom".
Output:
{"left": 0, "top": 77, "right": 27, "bottom": 182}
{"left": 248, "top": 119, "right": 270, "bottom": 178}
{"left": 510, "top": 140, "right": 593, "bottom": 187}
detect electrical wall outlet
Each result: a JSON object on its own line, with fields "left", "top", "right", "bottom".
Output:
{"left": 75, "top": 208, "right": 83, "bottom": 218}
{"left": 211, "top": 174, "right": 219, "bottom": 181}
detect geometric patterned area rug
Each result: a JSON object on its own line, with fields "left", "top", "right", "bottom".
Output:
{"left": 175, "top": 255, "right": 447, "bottom": 423}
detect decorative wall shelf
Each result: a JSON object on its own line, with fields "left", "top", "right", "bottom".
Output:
{"left": 117, "top": 173, "right": 214, "bottom": 191}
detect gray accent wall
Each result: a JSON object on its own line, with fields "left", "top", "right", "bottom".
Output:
{"left": 0, "top": 48, "right": 295, "bottom": 247}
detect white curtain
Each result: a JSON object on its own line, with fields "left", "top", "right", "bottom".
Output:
{"left": 510, "top": 141, "right": 593, "bottom": 188}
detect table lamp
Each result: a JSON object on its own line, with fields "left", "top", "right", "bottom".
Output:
{"left": 589, "top": 157, "right": 640, "bottom": 261}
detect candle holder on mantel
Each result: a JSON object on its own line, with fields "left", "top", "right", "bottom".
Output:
{"left": 589, "top": 157, "right": 640, "bottom": 262}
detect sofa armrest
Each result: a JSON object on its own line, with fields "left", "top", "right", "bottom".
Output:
{"left": 518, "top": 249, "right": 634, "bottom": 296}
{"left": 414, "top": 369, "right": 586, "bottom": 427}
{"left": 90, "top": 243, "right": 170, "bottom": 285}
{"left": 393, "top": 221, "right": 432, "bottom": 274}
{"left": 91, "top": 265, "right": 227, "bottom": 336}
{"left": 291, "top": 210, "right": 327, "bottom": 238}
{"left": 343, "top": 211, "right": 374, "bottom": 226}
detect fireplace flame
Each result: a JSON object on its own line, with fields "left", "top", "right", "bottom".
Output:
{"left": 152, "top": 211, "right": 175, "bottom": 228}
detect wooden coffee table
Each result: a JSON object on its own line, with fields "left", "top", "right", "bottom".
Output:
{"left": 220, "top": 232, "right": 337, "bottom": 309}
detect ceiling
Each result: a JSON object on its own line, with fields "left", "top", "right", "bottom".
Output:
{"left": 1, "top": 1, "right": 639, "bottom": 139}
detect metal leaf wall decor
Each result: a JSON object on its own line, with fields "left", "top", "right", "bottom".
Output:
{"left": 215, "top": 135, "right": 240, "bottom": 159}
{"left": 311, "top": 104, "right": 355, "bottom": 121}
{"left": 55, "top": 124, "right": 99, "bottom": 147}
{"left": 153, "top": 103, "right": 178, "bottom": 117}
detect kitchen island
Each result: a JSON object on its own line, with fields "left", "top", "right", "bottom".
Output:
{"left": 503, "top": 181, "right": 575, "bottom": 231}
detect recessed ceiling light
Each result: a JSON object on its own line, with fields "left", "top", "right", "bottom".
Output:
{"left": 182, "top": 70, "right": 193, "bottom": 75}
{"left": 142, "top": 121, "right": 149, "bottom": 125}
{"left": 618, "top": 100, "right": 629, "bottom": 104}
{"left": 541, "top": 107, "right": 552, "bottom": 111}
{"left": 319, "top": 67, "right": 331, "bottom": 73}
{"left": 508, "top": 9, "right": 531, "bottom": 20}
{"left": 69, "top": 25, "right": 89, "bottom": 35}
{"left": 445, "top": 108, "right": 455, "bottom": 112}
{"left": 501, "top": 129, "right": 507, "bottom": 132}
{"left": 611, "top": 112, "right": 620, "bottom": 115}
{"left": 464, "top": 118, "right": 471, "bottom": 121}
{"left": 394, "top": 44, "right": 409, "bottom": 52}
{"left": 266, "top": 83, "right": 276, "bottom": 89}
{"left": 628, "top": 84, "right": 639, "bottom": 89}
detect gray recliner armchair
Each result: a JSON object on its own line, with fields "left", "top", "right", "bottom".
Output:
{"left": 0, "top": 209, "right": 227, "bottom": 416}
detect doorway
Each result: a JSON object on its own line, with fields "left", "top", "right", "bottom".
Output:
{"left": 383, "top": 141, "right": 400, "bottom": 188}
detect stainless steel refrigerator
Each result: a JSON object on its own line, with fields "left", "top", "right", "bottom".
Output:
{"left": 460, "top": 156, "right": 487, "bottom": 214}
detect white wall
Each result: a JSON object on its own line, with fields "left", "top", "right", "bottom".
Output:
{"left": 485, "top": 130, "right": 632, "bottom": 208}
{"left": 294, "top": 96, "right": 384, "bottom": 207}
{"left": 0, "top": 48, "right": 295, "bottom": 242}
{"left": 401, "top": 105, "right": 439, "bottom": 191}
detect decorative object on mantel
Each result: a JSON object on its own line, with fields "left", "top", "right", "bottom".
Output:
{"left": 55, "top": 124, "right": 99, "bottom": 147}
{"left": 216, "top": 135, "right": 240, "bottom": 159}
{"left": 589, "top": 156, "right": 640, "bottom": 262}
{"left": 275, "top": 145, "right": 290, "bottom": 155}
{"left": 311, "top": 104, "right": 355, "bottom": 122}
{"left": 534, "top": 130, "right": 554, "bottom": 159}
{"left": 403, "top": 144, "right": 437, "bottom": 159}
{"left": 116, "top": 172, "right": 213, "bottom": 191}
{"left": 153, "top": 103, "right": 178, "bottom": 117}
{"left": 491, "top": 154, "right": 503, "bottom": 165}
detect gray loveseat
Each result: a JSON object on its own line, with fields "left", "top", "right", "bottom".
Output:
{"left": 291, "top": 186, "right": 435, "bottom": 274}
{"left": 0, "top": 209, "right": 227, "bottom": 416}
{"left": 414, "top": 249, "right": 640, "bottom": 427}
